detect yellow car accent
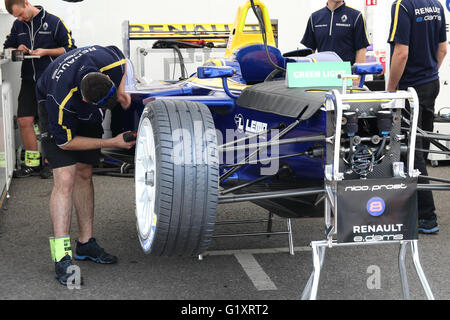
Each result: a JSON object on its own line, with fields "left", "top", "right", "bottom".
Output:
{"left": 225, "top": 0, "right": 276, "bottom": 58}
{"left": 128, "top": 22, "right": 278, "bottom": 41}
{"left": 205, "top": 59, "right": 224, "bottom": 66}
{"left": 189, "top": 76, "right": 249, "bottom": 91}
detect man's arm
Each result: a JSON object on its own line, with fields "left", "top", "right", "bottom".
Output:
{"left": 116, "top": 63, "right": 131, "bottom": 110}
{"left": 355, "top": 48, "right": 367, "bottom": 64}
{"left": 387, "top": 43, "right": 409, "bottom": 91}
{"left": 437, "top": 41, "right": 447, "bottom": 70}
{"left": 59, "top": 133, "right": 135, "bottom": 151}
{"left": 30, "top": 18, "right": 75, "bottom": 58}
{"left": 353, "top": 12, "right": 370, "bottom": 60}
{"left": 30, "top": 47, "right": 66, "bottom": 57}
{"left": 54, "top": 19, "right": 76, "bottom": 53}
{"left": 48, "top": 90, "right": 134, "bottom": 151}
{"left": 300, "top": 16, "right": 317, "bottom": 51}
{"left": 3, "top": 23, "right": 19, "bottom": 50}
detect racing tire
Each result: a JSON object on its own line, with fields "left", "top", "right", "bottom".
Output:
{"left": 134, "top": 100, "right": 219, "bottom": 256}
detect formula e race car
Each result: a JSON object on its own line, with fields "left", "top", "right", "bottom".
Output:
{"left": 110, "top": 0, "right": 450, "bottom": 257}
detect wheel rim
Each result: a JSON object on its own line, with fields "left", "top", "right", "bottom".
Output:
{"left": 135, "top": 117, "right": 157, "bottom": 242}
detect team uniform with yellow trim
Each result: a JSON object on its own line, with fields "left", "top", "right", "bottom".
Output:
{"left": 388, "top": 0, "right": 446, "bottom": 89}
{"left": 3, "top": 6, "right": 75, "bottom": 82}
{"left": 300, "top": 2, "right": 370, "bottom": 65}
{"left": 387, "top": 0, "right": 446, "bottom": 231}
{"left": 36, "top": 45, "right": 126, "bottom": 168}
{"left": 3, "top": 5, "right": 75, "bottom": 172}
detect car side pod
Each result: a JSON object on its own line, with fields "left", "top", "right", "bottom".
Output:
{"left": 197, "top": 66, "right": 239, "bottom": 99}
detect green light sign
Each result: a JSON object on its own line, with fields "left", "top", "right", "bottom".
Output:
{"left": 286, "top": 62, "right": 352, "bottom": 88}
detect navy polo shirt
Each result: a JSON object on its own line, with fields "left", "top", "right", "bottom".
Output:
{"left": 301, "top": 2, "right": 370, "bottom": 65}
{"left": 36, "top": 45, "right": 126, "bottom": 146}
{"left": 388, "top": 0, "right": 447, "bottom": 89}
{"left": 3, "top": 6, "right": 76, "bottom": 82}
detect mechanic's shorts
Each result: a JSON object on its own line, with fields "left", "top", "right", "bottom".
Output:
{"left": 41, "top": 122, "right": 104, "bottom": 170}
{"left": 17, "top": 80, "right": 38, "bottom": 118}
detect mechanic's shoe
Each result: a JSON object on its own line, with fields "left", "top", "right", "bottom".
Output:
{"left": 418, "top": 218, "right": 439, "bottom": 234}
{"left": 40, "top": 163, "right": 53, "bottom": 179}
{"left": 13, "top": 165, "right": 40, "bottom": 178}
{"left": 54, "top": 255, "right": 83, "bottom": 286}
{"left": 74, "top": 238, "right": 118, "bottom": 264}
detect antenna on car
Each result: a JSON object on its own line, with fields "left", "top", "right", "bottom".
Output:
{"left": 249, "top": 0, "right": 286, "bottom": 74}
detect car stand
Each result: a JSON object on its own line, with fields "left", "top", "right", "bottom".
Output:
{"left": 198, "top": 212, "right": 294, "bottom": 260}
{"left": 300, "top": 239, "right": 434, "bottom": 300}
{"left": 301, "top": 88, "right": 435, "bottom": 300}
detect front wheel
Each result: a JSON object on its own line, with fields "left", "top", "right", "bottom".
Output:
{"left": 134, "top": 100, "right": 219, "bottom": 256}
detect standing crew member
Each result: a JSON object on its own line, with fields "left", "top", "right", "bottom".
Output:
{"left": 3, "top": 0, "right": 75, "bottom": 178}
{"left": 387, "top": 0, "right": 447, "bottom": 234}
{"left": 36, "top": 45, "right": 136, "bottom": 285}
{"left": 301, "top": 0, "right": 370, "bottom": 85}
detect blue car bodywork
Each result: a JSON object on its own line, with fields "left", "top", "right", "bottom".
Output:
{"left": 116, "top": 0, "right": 383, "bottom": 219}
{"left": 119, "top": 44, "right": 350, "bottom": 218}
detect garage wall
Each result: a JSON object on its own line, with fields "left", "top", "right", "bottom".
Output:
{"left": 1, "top": 0, "right": 446, "bottom": 69}
{"left": 2, "top": 0, "right": 398, "bottom": 65}
{"left": 1, "top": 0, "right": 449, "bottom": 100}
{"left": 32, "top": 0, "right": 366, "bottom": 53}
{"left": 1, "top": 0, "right": 449, "bottom": 151}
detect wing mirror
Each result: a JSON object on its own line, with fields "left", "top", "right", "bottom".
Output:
{"left": 197, "top": 66, "right": 238, "bottom": 100}
{"left": 197, "top": 66, "right": 236, "bottom": 79}
{"left": 352, "top": 62, "right": 383, "bottom": 76}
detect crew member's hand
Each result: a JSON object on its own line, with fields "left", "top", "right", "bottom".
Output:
{"left": 117, "top": 92, "right": 131, "bottom": 110}
{"left": 17, "top": 44, "right": 30, "bottom": 54}
{"left": 112, "top": 132, "right": 136, "bottom": 149}
{"left": 30, "top": 48, "right": 47, "bottom": 57}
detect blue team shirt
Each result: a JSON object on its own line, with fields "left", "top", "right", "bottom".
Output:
{"left": 388, "top": 0, "right": 447, "bottom": 89}
{"left": 36, "top": 45, "right": 126, "bottom": 146}
{"left": 301, "top": 2, "right": 370, "bottom": 65}
{"left": 3, "top": 6, "right": 75, "bottom": 82}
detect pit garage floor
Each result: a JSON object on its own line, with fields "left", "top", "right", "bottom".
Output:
{"left": 0, "top": 164, "right": 449, "bottom": 301}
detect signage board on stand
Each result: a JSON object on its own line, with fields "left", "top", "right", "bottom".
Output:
{"left": 336, "top": 178, "right": 418, "bottom": 244}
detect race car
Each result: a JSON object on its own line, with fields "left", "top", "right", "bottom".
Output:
{"left": 111, "top": 0, "right": 450, "bottom": 257}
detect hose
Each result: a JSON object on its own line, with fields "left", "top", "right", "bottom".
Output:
{"left": 249, "top": 0, "right": 286, "bottom": 74}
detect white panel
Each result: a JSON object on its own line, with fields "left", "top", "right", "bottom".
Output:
{"left": 0, "top": 2, "right": 6, "bottom": 14}
{"left": 135, "top": 48, "right": 226, "bottom": 82}
{"left": 0, "top": 73, "right": 5, "bottom": 198}
{"left": 2, "top": 82, "right": 15, "bottom": 187}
